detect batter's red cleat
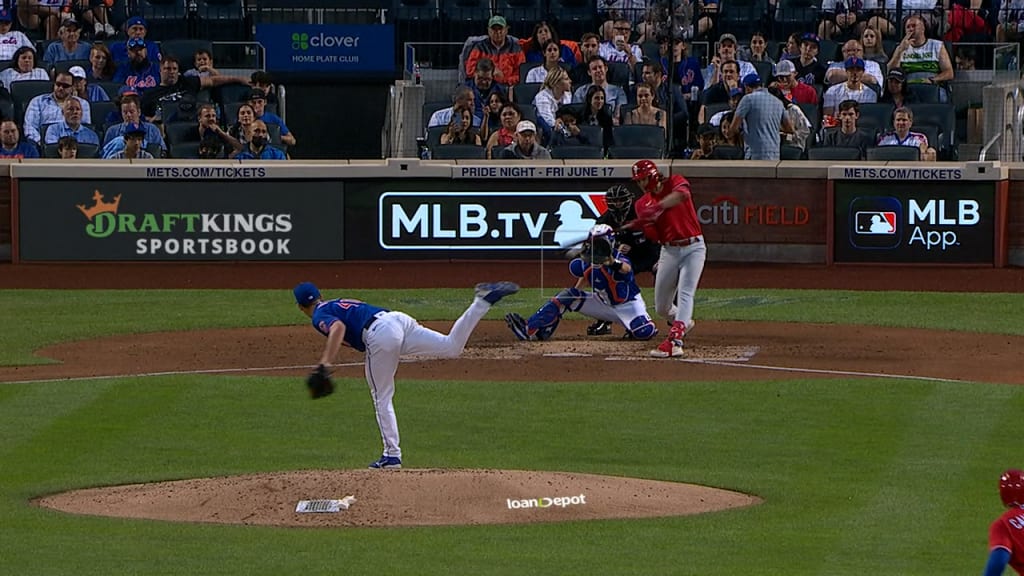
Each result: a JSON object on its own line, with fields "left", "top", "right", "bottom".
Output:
{"left": 650, "top": 337, "right": 684, "bottom": 358}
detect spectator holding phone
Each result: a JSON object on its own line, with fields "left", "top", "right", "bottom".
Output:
{"left": 440, "top": 104, "right": 482, "bottom": 146}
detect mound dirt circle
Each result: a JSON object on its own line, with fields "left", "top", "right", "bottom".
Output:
{"left": 34, "top": 469, "right": 760, "bottom": 527}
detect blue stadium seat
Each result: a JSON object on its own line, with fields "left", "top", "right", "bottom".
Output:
{"left": 197, "top": 0, "right": 247, "bottom": 41}
{"left": 550, "top": 145, "right": 604, "bottom": 159}
{"left": 496, "top": 0, "right": 545, "bottom": 28}
{"left": 137, "top": 0, "right": 189, "bottom": 39}
{"left": 159, "top": 39, "right": 213, "bottom": 63}
{"left": 430, "top": 143, "right": 486, "bottom": 159}
{"left": 866, "top": 145, "right": 919, "bottom": 161}
{"left": 549, "top": 0, "right": 595, "bottom": 42}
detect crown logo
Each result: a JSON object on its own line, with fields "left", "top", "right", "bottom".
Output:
{"left": 76, "top": 190, "right": 121, "bottom": 221}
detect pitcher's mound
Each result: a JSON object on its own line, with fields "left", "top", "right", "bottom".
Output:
{"left": 35, "top": 469, "right": 760, "bottom": 527}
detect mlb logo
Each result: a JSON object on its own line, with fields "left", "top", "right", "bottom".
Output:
{"left": 855, "top": 211, "right": 896, "bottom": 235}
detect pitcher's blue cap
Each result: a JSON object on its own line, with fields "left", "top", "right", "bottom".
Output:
{"left": 293, "top": 282, "right": 321, "bottom": 306}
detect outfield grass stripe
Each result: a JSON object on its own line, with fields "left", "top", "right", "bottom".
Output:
{"left": 689, "top": 359, "right": 969, "bottom": 383}
{"left": 1, "top": 361, "right": 365, "bottom": 386}
{"left": 0, "top": 381, "right": 116, "bottom": 462}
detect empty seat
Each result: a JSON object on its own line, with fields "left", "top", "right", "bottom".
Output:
{"left": 197, "top": 0, "right": 247, "bottom": 41}
{"left": 170, "top": 141, "right": 201, "bottom": 159}
{"left": 159, "top": 39, "right": 214, "bottom": 63}
{"left": 550, "top": 145, "right": 604, "bottom": 159}
{"left": 866, "top": 145, "right": 920, "bottom": 161}
{"left": 857, "top": 102, "right": 895, "bottom": 135}
{"left": 164, "top": 121, "right": 199, "bottom": 144}
{"left": 708, "top": 145, "right": 744, "bottom": 159}
{"left": 807, "top": 146, "right": 862, "bottom": 160}
{"left": 611, "top": 124, "right": 665, "bottom": 155}
{"left": 780, "top": 145, "right": 803, "bottom": 160}
{"left": 512, "top": 83, "right": 542, "bottom": 105}
{"left": 430, "top": 144, "right": 487, "bottom": 159}
{"left": 607, "top": 145, "right": 662, "bottom": 159}
{"left": 137, "top": 0, "right": 189, "bottom": 39}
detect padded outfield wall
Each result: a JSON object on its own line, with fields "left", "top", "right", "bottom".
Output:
{"left": 0, "top": 159, "right": 1017, "bottom": 266}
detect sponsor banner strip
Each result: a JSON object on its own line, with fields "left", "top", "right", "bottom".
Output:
{"left": 828, "top": 162, "right": 1006, "bottom": 181}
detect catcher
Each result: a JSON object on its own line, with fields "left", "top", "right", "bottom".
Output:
{"left": 588, "top": 183, "right": 662, "bottom": 336}
{"left": 505, "top": 225, "right": 658, "bottom": 342}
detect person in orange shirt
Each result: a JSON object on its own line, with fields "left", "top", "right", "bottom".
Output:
{"left": 464, "top": 15, "right": 525, "bottom": 87}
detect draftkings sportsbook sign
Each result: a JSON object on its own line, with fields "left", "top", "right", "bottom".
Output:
{"left": 17, "top": 180, "right": 344, "bottom": 261}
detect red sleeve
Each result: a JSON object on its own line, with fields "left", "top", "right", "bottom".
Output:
{"left": 669, "top": 175, "right": 691, "bottom": 198}
{"left": 990, "top": 517, "right": 1014, "bottom": 552}
{"left": 508, "top": 52, "right": 525, "bottom": 85}
{"left": 563, "top": 40, "right": 582, "bottom": 63}
{"left": 465, "top": 46, "right": 482, "bottom": 81}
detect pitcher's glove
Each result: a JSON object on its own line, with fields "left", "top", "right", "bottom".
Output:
{"left": 306, "top": 364, "right": 335, "bottom": 399}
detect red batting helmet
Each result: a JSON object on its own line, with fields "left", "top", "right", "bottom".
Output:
{"left": 1000, "top": 469, "right": 1024, "bottom": 507}
{"left": 631, "top": 159, "right": 661, "bottom": 193}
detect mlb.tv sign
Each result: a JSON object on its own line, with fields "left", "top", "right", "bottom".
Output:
{"left": 254, "top": 24, "right": 395, "bottom": 73}
{"left": 833, "top": 182, "right": 999, "bottom": 264}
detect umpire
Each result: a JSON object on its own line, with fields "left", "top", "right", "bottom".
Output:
{"left": 588, "top": 184, "right": 662, "bottom": 336}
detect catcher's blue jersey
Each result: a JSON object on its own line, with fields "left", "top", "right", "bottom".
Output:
{"left": 310, "top": 298, "right": 388, "bottom": 352}
{"left": 569, "top": 255, "right": 642, "bottom": 305}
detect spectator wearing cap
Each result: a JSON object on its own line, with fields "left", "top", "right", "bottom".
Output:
{"left": 885, "top": 14, "right": 953, "bottom": 94}
{"left": 879, "top": 67, "right": 919, "bottom": 107}
{"left": 110, "top": 17, "right": 160, "bottom": 66}
{"left": 825, "top": 39, "right": 884, "bottom": 87}
{"left": 247, "top": 87, "right": 296, "bottom": 148}
{"left": 464, "top": 16, "right": 525, "bottom": 87}
{"left": 709, "top": 86, "right": 743, "bottom": 127}
{"left": 598, "top": 17, "right": 643, "bottom": 69}
{"left": 689, "top": 123, "right": 720, "bottom": 159}
{"left": 69, "top": 65, "right": 109, "bottom": 102}
{"left": 823, "top": 56, "right": 877, "bottom": 116}
{"left": 0, "top": 46, "right": 49, "bottom": 91}
{"left": 44, "top": 97, "right": 99, "bottom": 146}
{"left": 235, "top": 120, "right": 287, "bottom": 160}
{"left": 704, "top": 33, "right": 756, "bottom": 90}
{"left": 0, "top": 9, "right": 33, "bottom": 62}
{"left": 727, "top": 73, "right": 794, "bottom": 160}
{"left": 24, "top": 70, "right": 92, "bottom": 144}
{"left": 788, "top": 32, "right": 828, "bottom": 85}
{"left": 184, "top": 48, "right": 220, "bottom": 79}
{"left": 0, "top": 119, "right": 39, "bottom": 158}
{"left": 249, "top": 70, "right": 278, "bottom": 106}
{"left": 466, "top": 57, "right": 507, "bottom": 120}
{"left": 818, "top": 0, "right": 871, "bottom": 41}
{"left": 114, "top": 37, "right": 160, "bottom": 93}
{"left": 770, "top": 59, "right": 818, "bottom": 105}
{"left": 658, "top": 34, "right": 703, "bottom": 99}
{"left": 499, "top": 120, "right": 551, "bottom": 159}
{"left": 103, "top": 92, "right": 165, "bottom": 151}
{"left": 104, "top": 123, "right": 154, "bottom": 159}
{"left": 43, "top": 17, "right": 90, "bottom": 68}
{"left": 821, "top": 99, "right": 873, "bottom": 159}
{"left": 139, "top": 55, "right": 248, "bottom": 122}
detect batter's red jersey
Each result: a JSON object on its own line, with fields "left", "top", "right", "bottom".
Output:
{"left": 990, "top": 505, "right": 1024, "bottom": 575}
{"left": 634, "top": 174, "right": 703, "bottom": 244}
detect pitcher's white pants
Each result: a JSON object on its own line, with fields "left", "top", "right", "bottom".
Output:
{"left": 362, "top": 298, "right": 491, "bottom": 458}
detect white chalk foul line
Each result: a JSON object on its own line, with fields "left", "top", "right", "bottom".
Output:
{"left": 681, "top": 358, "right": 968, "bottom": 384}
{"left": 0, "top": 362, "right": 366, "bottom": 386}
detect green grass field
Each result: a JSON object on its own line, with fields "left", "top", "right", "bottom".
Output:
{"left": 2, "top": 288, "right": 1022, "bottom": 575}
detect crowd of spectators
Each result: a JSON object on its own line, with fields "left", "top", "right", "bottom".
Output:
{"left": 421, "top": 0, "right": 1004, "bottom": 162}
{"left": 0, "top": 6, "right": 292, "bottom": 161}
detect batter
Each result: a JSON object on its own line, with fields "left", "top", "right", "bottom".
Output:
{"left": 294, "top": 280, "right": 519, "bottom": 469}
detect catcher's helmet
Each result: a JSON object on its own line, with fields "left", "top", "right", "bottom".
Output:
{"left": 631, "top": 159, "right": 661, "bottom": 193}
{"left": 1000, "top": 469, "right": 1024, "bottom": 507}
{"left": 605, "top": 185, "right": 633, "bottom": 221}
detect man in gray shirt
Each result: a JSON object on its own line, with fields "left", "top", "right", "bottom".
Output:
{"left": 727, "top": 73, "right": 793, "bottom": 160}
{"left": 500, "top": 120, "right": 552, "bottom": 159}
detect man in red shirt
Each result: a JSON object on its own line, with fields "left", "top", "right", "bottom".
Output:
{"left": 985, "top": 469, "right": 1024, "bottom": 575}
{"left": 629, "top": 159, "right": 706, "bottom": 358}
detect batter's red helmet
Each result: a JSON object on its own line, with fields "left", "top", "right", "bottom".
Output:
{"left": 1000, "top": 469, "right": 1024, "bottom": 507}
{"left": 632, "top": 159, "right": 660, "bottom": 184}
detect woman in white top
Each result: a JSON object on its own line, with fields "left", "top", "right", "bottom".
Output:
{"left": 533, "top": 66, "right": 572, "bottom": 132}
{"left": 525, "top": 40, "right": 564, "bottom": 84}
{"left": 1, "top": 47, "right": 49, "bottom": 91}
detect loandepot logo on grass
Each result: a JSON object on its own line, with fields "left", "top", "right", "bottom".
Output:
{"left": 75, "top": 190, "right": 294, "bottom": 256}
{"left": 506, "top": 494, "right": 587, "bottom": 509}
{"left": 291, "top": 32, "right": 309, "bottom": 50}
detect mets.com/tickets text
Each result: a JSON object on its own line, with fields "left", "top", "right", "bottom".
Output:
{"left": 843, "top": 167, "right": 963, "bottom": 180}
{"left": 146, "top": 167, "right": 267, "bottom": 179}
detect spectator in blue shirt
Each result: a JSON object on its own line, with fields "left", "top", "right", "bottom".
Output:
{"left": 247, "top": 88, "right": 295, "bottom": 148}
{"left": 109, "top": 17, "right": 160, "bottom": 66}
{"left": 102, "top": 92, "right": 166, "bottom": 151}
{"left": 24, "top": 71, "right": 92, "bottom": 144}
{"left": 43, "top": 18, "right": 91, "bottom": 68}
{"left": 0, "top": 120, "right": 39, "bottom": 158}
{"left": 235, "top": 120, "right": 287, "bottom": 159}
{"left": 114, "top": 37, "right": 160, "bottom": 93}
{"left": 104, "top": 123, "right": 154, "bottom": 159}
{"left": 44, "top": 98, "right": 100, "bottom": 146}
{"left": 69, "top": 65, "right": 109, "bottom": 102}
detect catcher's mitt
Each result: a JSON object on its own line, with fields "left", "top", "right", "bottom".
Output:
{"left": 580, "top": 235, "right": 614, "bottom": 264}
{"left": 306, "top": 364, "right": 335, "bottom": 399}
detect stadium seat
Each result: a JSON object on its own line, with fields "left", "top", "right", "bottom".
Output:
{"left": 197, "top": 0, "right": 247, "bottom": 41}
{"left": 164, "top": 121, "right": 198, "bottom": 144}
{"left": 807, "top": 146, "right": 861, "bottom": 160}
{"left": 51, "top": 59, "right": 90, "bottom": 76}
{"left": 550, "top": 145, "right": 604, "bottom": 159}
{"left": 607, "top": 145, "right": 662, "bottom": 159}
{"left": 159, "top": 39, "right": 213, "bottom": 63}
{"left": 137, "top": 0, "right": 189, "bottom": 39}
{"left": 96, "top": 81, "right": 123, "bottom": 100}
{"left": 550, "top": 0, "right": 596, "bottom": 41}
{"left": 90, "top": 101, "right": 118, "bottom": 130}
{"left": 908, "top": 103, "right": 955, "bottom": 159}
{"left": 606, "top": 61, "right": 631, "bottom": 86}
{"left": 576, "top": 124, "right": 603, "bottom": 148}
{"left": 516, "top": 103, "right": 538, "bottom": 125}
{"left": 780, "top": 145, "right": 803, "bottom": 160}
{"left": 214, "top": 83, "right": 255, "bottom": 107}
{"left": 430, "top": 143, "right": 486, "bottom": 159}
{"left": 866, "top": 145, "right": 920, "bottom": 161}
{"left": 170, "top": 141, "right": 201, "bottom": 159}
{"left": 518, "top": 61, "right": 542, "bottom": 83}
{"left": 441, "top": 0, "right": 490, "bottom": 40}
{"left": 708, "top": 145, "right": 744, "bottom": 159}
{"left": 425, "top": 125, "right": 447, "bottom": 149}
{"left": 497, "top": 0, "right": 544, "bottom": 27}
{"left": 44, "top": 142, "right": 99, "bottom": 158}
{"left": 857, "top": 102, "right": 895, "bottom": 136}
{"left": 11, "top": 80, "right": 54, "bottom": 122}
{"left": 512, "top": 82, "right": 542, "bottom": 105}
{"left": 611, "top": 124, "right": 665, "bottom": 156}
{"left": 906, "top": 82, "right": 944, "bottom": 103}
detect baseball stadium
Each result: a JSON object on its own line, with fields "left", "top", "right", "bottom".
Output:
{"left": 3, "top": 0, "right": 1024, "bottom": 574}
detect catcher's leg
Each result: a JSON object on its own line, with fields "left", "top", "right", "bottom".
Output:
{"left": 363, "top": 316, "right": 404, "bottom": 459}
{"left": 508, "top": 288, "right": 587, "bottom": 341}
{"left": 612, "top": 298, "right": 658, "bottom": 340}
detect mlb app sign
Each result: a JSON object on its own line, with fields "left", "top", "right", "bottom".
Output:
{"left": 834, "top": 183, "right": 996, "bottom": 264}
{"left": 255, "top": 24, "right": 395, "bottom": 73}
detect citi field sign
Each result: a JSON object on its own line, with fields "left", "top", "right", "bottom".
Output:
{"left": 378, "top": 192, "right": 610, "bottom": 250}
